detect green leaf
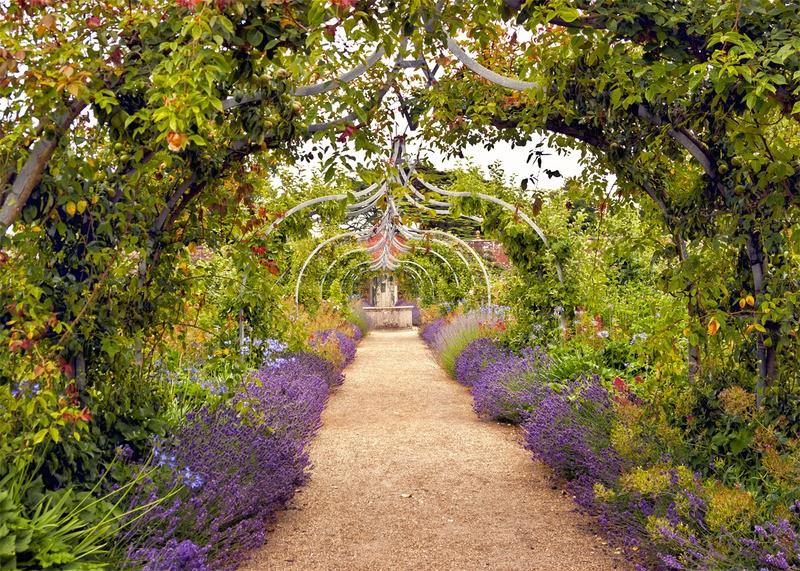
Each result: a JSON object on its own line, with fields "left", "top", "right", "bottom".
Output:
{"left": 247, "top": 29, "right": 263, "bottom": 47}
{"left": 729, "top": 429, "right": 753, "bottom": 454}
{"left": 558, "top": 7, "right": 580, "bottom": 22}
{"left": 32, "top": 429, "right": 48, "bottom": 445}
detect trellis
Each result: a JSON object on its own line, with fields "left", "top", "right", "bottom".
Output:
{"left": 240, "top": 9, "right": 568, "bottom": 325}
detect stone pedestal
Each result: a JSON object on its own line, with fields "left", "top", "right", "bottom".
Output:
{"left": 363, "top": 306, "right": 414, "bottom": 329}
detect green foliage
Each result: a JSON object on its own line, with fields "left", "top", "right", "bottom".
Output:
{"left": 0, "top": 455, "right": 157, "bottom": 571}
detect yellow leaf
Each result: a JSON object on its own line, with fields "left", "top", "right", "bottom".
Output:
{"left": 746, "top": 295, "right": 755, "bottom": 306}
{"left": 745, "top": 324, "right": 755, "bottom": 335}
{"left": 167, "top": 131, "right": 188, "bottom": 152}
{"left": 66, "top": 81, "right": 82, "bottom": 98}
{"left": 50, "top": 427, "right": 60, "bottom": 443}
{"left": 76, "top": 200, "right": 88, "bottom": 214}
{"left": 33, "top": 429, "right": 48, "bottom": 444}
{"left": 708, "top": 318, "right": 721, "bottom": 336}
{"left": 739, "top": 298, "right": 746, "bottom": 309}
{"left": 65, "top": 201, "right": 77, "bottom": 216}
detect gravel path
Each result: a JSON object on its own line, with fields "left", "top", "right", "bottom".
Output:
{"left": 240, "top": 329, "right": 632, "bottom": 571}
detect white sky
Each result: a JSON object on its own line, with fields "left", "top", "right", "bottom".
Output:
{"left": 421, "top": 139, "right": 584, "bottom": 191}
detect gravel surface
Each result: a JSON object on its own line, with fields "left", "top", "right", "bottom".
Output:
{"left": 240, "top": 329, "right": 633, "bottom": 571}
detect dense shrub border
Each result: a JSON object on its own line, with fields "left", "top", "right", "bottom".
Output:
{"left": 427, "top": 324, "right": 800, "bottom": 571}
{"left": 115, "top": 329, "right": 361, "bottom": 570}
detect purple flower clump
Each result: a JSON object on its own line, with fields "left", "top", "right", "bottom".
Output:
{"left": 120, "top": 350, "right": 337, "bottom": 571}
{"left": 471, "top": 346, "right": 553, "bottom": 424}
{"left": 137, "top": 539, "right": 213, "bottom": 571}
{"left": 349, "top": 321, "right": 363, "bottom": 341}
{"left": 311, "top": 329, "right": 357, "bottom": 371}
{"left": 453, "top": 337, "right": 512, "bottom": 387}
{"left": 522, "top": 374, "right": 624, "bottom": 508}
{"left": 420, "top": 318, "right": 447, "bottom": 346}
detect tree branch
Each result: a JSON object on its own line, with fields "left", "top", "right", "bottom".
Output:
{"left": 0, "top": 100, "right": 88, "bottom": 236}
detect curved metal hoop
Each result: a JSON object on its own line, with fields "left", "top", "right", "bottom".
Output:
{"left": 321, "top": 248, "right": 369, "bottom": 297}
{"left": 420, "top": 249, "right": 460, "bottom": 287}
{"left": 446, "top": 36, "right": 539, "bottom": 92}
{"left": 401, "top": 227, "right": 493, "bottom": 306}
{"left": 346, "top": 260, "right": 435, "bottom": 293}
{"left": 295, "top": 232, "right": 358, "bottom": 314}
{"left": 415, "top": 178, "right": 564, "bottom": 284}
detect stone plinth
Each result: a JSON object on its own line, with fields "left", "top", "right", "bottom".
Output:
{"left": 364, "top": 306, "right": 414, "bottom": 329}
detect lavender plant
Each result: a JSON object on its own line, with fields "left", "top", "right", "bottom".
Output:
{"left": 430, "top": 306, "right": 510, "bottom": 376}
{"left": 117, "top": 350, "right": 336, "bottom": 571}
{"left": 522, "top": 374, "right": 624, "bottom": 508}
{"left": 471, "top": 346, "right": 554, "bottom": 424}
{"left": 420, "top": 317, "right": 447, "bottom": 346}
{"left": 453, "top": 337, "right": 512, "bottom": 387}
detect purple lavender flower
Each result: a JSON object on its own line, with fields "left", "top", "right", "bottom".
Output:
{"left": 420, "top": 318, "right": 447, "bottom": 346}
{"left": 522, "top": 374, "right": 623, "bottom": 508}
{"left": 119, "top": 349, "right": 340, "bottom": 571}
{"left": 471, "top": 346, "right": 553, "bottom": 424}
{"left": 453, "top": 338, "right": 512, "bottom": 388}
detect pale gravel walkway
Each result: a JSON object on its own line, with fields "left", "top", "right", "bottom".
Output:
{"left": 240, "top": 329, "right": 632, "bottom": 571}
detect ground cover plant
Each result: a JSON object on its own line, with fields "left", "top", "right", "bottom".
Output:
{"left": 430, "top": 308, "right": 800, "bottom": 570}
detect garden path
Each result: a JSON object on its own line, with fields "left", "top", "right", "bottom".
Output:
{"left": 240, "top": 329, "right": 632, "bottom": 571}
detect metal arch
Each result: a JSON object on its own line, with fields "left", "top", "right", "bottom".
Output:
{"left": 393, "top": 264, "right": 425, "bottom": 293}
{"left": 293, "top": 47, "right": 386, "bottom": 97}
{"left": 265, "top": 194, "right": 346, "bottom": 236}
{"left": 263, "top": 182, "right": 385, "bottom": 237}
{"left": 416, "top": 177, "right": 564, "bottom": 284}
{"left": 295, "top": 232, "right": 358, "bottom": 314}
{"left": 421, "top": 248, "right": 460, "bottom": 287}
{"left": 221, "top": 46, "right": 386, "bottom": 110}
{"left": 427, "top": 237, "right": 476, "bottom": 287}
{"left": 445, "top": 37, "right": 539, "bottom": 92}
{"left": 344, "top": 261, "right": 435, "bottom": 299}
{"left": 320, "top": 248, "right": 370, "bottom": 297}
{"left": 399, "top": 261, "right": 435, "bottom": 290}
{"left": 402, "top": 227, "right": 492, "bottom": 306}
{"left": 343, "top": 261, "right": 374, "bottom": 294}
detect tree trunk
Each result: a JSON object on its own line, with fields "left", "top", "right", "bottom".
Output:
{"left": 0, "top": 102, "right": 88, "bottom": 236}
{"left": 745, "top": 230, "right": 774, "bottom": 406}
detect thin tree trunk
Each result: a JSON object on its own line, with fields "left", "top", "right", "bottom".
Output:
{"left": 745, "top": 230, "right": 774, "bottom": 406}
{"left": 0, "top": 101, "right": 88, "bottom": 236}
